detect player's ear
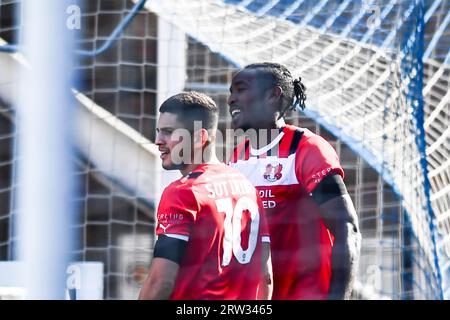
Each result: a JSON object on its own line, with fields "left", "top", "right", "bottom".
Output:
{"left": 200, "top": 128, "right": 209, "bottom": 147}
{"left": 193, "top": 128, "right": 209, "bottom": 147}
{"left": 273, "top": 85, "right": 283, "bottom": 98}
{"left": 267, "top": 85, "right": 283, "bottom": 105}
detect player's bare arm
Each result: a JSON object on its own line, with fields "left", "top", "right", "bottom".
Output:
{"left": 313, "top": 174, "right": 362, "bottom": 300}
{"left": 138, "top": 257, "right": 180, "bottom": 300}
{"left": 258, "top": 242, "right": 273, "bottom": 300}
{"left": 139, "top": 234, "right": 187, "bottom": 300}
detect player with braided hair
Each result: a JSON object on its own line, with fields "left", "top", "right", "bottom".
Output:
{"left": 228, "top": 62, "right": 361, "bottom": 300}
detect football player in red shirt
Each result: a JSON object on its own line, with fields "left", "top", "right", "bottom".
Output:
{"left": 228, "top": 62, "right": 361, "bottom": 300}
{"left": 139, "top": 91, "right": 272, "bottom": 300}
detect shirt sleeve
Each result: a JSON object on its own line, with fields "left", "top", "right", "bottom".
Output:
{"left": 295, "top": 135, "right": 344, "bottom": 195}
{"left": 156, "top": 184, "right": 199, "bottom": 241}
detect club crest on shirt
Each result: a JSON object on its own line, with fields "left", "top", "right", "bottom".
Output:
{"left": 263, "top": 162, "right": 283, "bottom": 182}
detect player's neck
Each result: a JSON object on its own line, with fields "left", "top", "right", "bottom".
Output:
{"left": 274, "top": 117, "right": 286, "bottom": 130}
{"left": 250, "top": 118, "right": 286, "bottom": 150}
{"left": 258, "top": 117, "right": 285, "bottom": 130}
{"left": 179, "top": 148, "right": 220, "bottom": 176}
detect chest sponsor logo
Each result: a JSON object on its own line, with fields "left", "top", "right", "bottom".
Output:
{"left": 263, "top": 162, "right": 283, "bottom": 182}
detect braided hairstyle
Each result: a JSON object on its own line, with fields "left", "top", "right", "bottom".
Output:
{"left": 244, "top": 62, "right": 306, "bottom": 120}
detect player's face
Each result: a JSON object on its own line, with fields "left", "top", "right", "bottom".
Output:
{"left": 155, "top": 112, "right": 188, "bottom": 171}
{"left": 228, "top": 69, "right": 275, "bottom": 130}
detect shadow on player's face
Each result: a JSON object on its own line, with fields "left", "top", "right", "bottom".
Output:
{"left": 155, "top": 112, "right": 190, "bottom": 171}
{"left": 228, "top": 69, "right": 275, "bottom": 131}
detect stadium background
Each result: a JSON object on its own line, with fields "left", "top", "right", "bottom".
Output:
{"left": 0, "top": 0, "right": 449, "bottom": 299}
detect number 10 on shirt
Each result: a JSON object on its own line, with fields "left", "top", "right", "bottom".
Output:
{"left": 215, "top": 197, "right": 260, "bottom": 266}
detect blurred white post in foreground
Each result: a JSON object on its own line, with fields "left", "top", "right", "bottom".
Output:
{"left": 16, "top": 0, "right": 76, "bottom": 299}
